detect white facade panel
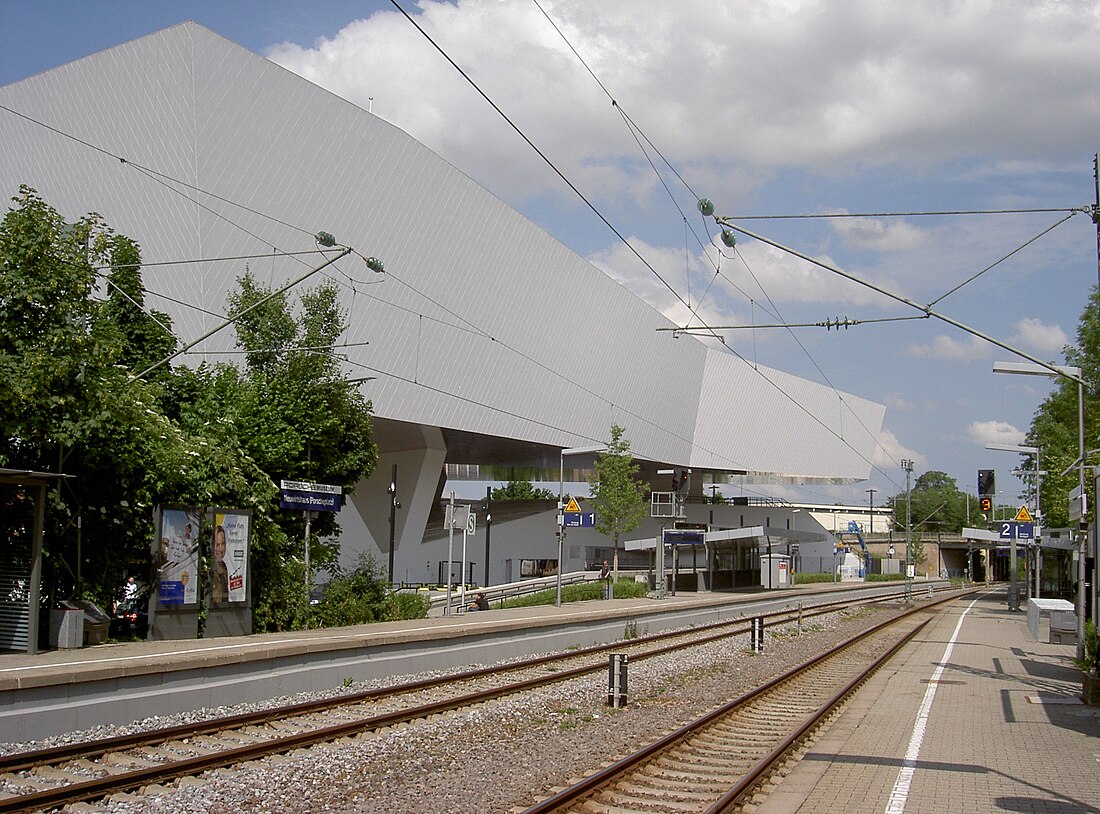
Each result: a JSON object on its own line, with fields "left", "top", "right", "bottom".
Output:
{"left": 0, "top": 22, "right": 884, "bottom": 485}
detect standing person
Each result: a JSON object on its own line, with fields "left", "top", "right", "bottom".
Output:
{"left": 210, "top": 525, "right": 229, "bottom": 604}
{"left": 599, "top": 559, "right": 612, "bottom": 599}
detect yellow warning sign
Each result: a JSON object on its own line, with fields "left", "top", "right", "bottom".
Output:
{"left": 564, "top": 497, "right": 582, "bottom": 513}
{"left": 1014, "top": 505, "right": 1034, "bottom": 523}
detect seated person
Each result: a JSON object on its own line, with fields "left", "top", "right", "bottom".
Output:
{"left": 467, "top": 591, "right": 490, "bottom": 612}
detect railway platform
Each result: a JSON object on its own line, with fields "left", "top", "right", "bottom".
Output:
{"left": 1, "top": 581, "right": 906, "bottom": 743}
{"left": 755, "top": 589, "right": 1100, "bottom": 814}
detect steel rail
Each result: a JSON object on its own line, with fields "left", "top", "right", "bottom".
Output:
{"left": 703, "top": 617, "right": 924, "bottom": 813}
{"left": 520, "top": 593, "right": 955, "bottom": 814}
{"left": 0, "top": 583, "right": 948, "bottom": 774}
{"left": 0, "top": 586, "right": 967, "bottom": 813}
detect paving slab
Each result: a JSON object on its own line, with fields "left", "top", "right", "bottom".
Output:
{"left": 755, "top": 590, "right": 1100, "bottom": 814}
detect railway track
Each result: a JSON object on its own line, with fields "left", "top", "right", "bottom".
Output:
{"left": 0, "top": 586, "right": 966, "bottom": 813}
{"left": 520, "top": 594, "right": 954, "bottom": 814}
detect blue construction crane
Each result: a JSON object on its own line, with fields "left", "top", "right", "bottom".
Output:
{"left": 844, "top": 520, "right": 872, "bottom": 574}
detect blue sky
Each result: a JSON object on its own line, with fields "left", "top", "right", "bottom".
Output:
{"left": 3, "top": 1, "right": 1099, "bottom": 514}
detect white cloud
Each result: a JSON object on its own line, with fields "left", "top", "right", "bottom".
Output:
{"left": 883, "top": 392, "right": 914, "bottom": 411}
{"left": 968, "top": 420, "right": 1025, "bottom": 447}
{"left": 872, "top": 427, "right": 922, "bottom": 472}
{"left": 587, "top": 231, "right": 894, "bottom": 325}
{"left": 907, "top": 333, "right": 989, "bottom": 361}
{"left": 587, "top": 238, "right": 738, "bottom": 331}
{"left": 267, "top": 0, "right": 1100, "bottom": 205}
{"left": 831, "top": 217, "right": 928, "bottom": 252}
{"left": 1010, "top": 318, "right": 1069, "bottom": 355}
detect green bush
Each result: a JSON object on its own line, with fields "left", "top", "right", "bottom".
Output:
{"left": 794, "top": 572, "right": 906, "bottom": 584}
{"left": 793, "top": 572, "right": 835, "bottom": 584}
{"left": 499, "top": 578, "right": 647, "bottom": 609}
{"left": 309, "top": 554, "right": 430, "bottom": 628}
{"left": 613, "top": 579, "right": 649, "bottom": 599}
{"left": 388, "top": 591, "right": 430, "bottom": 620}
{"left": 254, "top": 558, "right": 308, "bottom": 632}
{"left": 1077, "top": 620, "right": 1099, "bottom": 674}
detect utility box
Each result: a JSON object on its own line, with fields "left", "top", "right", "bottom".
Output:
{"left": 74, "top": 600, "right": 111, "bottom": 645}
{"left": 1027, "top": 598, "right": 1075, "bottom": 643}
{"left": 49, "top": 602, "right": 84, "bottom": 649}
{"left": 760, "top": 553, "right": 793, "bottom": 589}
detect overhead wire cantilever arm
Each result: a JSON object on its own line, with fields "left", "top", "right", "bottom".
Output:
{"left": 714, "top": 217, "right": 1082, "bottom": 384}
{"left": 128, "top": 245, "right": 353, "bottom": 382}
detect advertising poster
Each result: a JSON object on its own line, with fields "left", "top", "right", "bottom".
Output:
{"left": 156, "top": 507, "right": 200, "bottom": 606}
{"left": 210, "top": 510, "right": 250, "bottom": 605}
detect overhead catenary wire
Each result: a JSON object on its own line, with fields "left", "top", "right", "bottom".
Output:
{"left": 714, "top": 217, "right": 1086, "bottom": 385}
{"left": 525, "top": 0, "right": 906, "bottom": 485}
{"left": 927, "top": 212, "right": 1078, "bottom": 306}
{"left": 525, "top": 1, "right": 1096, "bottom": 485}
{"left": 661, "top": 314, "right": 931, "bottom": 332}
{"left": 387, "top": 0, "right": 725, "bottom": 344}
{"left": 722, "top": 207, "right": 1085, "bottom": 220}
{"left": 0, "top": 34, "right": 894, "bottom": 482}
{"left": 0, "top": 105, "right": 759, "bottom": 473}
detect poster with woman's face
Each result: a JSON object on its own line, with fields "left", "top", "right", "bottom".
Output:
{"left": 156, "top": 507, "right": 200, "bottom": 606}
{"left": 212, "top": 510, "right": 250, "bottom": 604}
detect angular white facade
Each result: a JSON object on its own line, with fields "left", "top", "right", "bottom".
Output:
{"left": 0, "top": 23, "right": 885, "bottom": 581}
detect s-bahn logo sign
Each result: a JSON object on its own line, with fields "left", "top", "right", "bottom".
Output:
{"left": 279, "top": 480, "right": 343, "bottom": 512}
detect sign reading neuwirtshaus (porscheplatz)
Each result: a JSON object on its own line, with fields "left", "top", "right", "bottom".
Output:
{"left": 279, "top": 480, "right": 343, "bottom": 513}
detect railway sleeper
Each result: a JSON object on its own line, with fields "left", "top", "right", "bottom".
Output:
{"left": 654, "top": 754, "right": 756, "bottom": 775}
{"left": 592, "top": 788, "right": 702, "bottom": 812}
{"left": 70, "top": 758, "right": 129, "bottom": 776}
{"left": 642, "top": 763, "right": 747, "bottom": 784}
{"left": 624, "top": 773, "right": 734, "bottom": 795}
{"left": 29, "top": 765, "right": 87, "bottom": 782}
{"left": 577, "top": 799, "right": 650, "bottom": 814}
{"left": 0, "top": 773, "right": 62, "bottom": 791}
{"left": 102, "top": 752, "right": 163, "bottom": 768}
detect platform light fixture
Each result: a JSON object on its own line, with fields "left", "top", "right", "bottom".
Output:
{"left": 993, "top": 361, "right": 1086, "bottom": 655}
{"left": 557, "top": 445, "right": 607, "bottom": 607}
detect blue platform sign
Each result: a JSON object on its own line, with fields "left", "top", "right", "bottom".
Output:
{"left": 998, "top": 521, "right": 1034, "bottom": 540}
{"left": 663, "top": 529, "right": 705, "bottom": 545}
{"left": 563, "top": 512, "right": 596, "bottom": 528}
{"left": 280, "top": 480, "right": 343, "bottom": 512}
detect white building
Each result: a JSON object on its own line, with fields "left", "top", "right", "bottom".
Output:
{"left": 0, "top": 23, "right": 885, "bottom": 586}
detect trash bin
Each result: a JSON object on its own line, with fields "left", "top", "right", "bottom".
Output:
{"left": 49, "top": 602, "right": 84, "bottom": 649}
{"left": 74, "top": 600, "right": 111, "bottom": 645}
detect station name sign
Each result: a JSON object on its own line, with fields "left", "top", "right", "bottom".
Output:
{"left": 279, "top": 480, "right": 343, "bottom": 512}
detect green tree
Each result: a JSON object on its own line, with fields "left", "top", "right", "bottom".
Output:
{"left": 889, "top": 470, "right": 972, "bottom": 566}
{"left": 217, "top": 269, "right": 378, "bottom": 624}
{"left": 587, "top": 425, "right": 649, "bottom": 577}
{"left": 0, "top": 186, "right": 118, "bottom": 466}
{"left": 492, "top": 480, "right": 556, "bottom": 500}
{"left": 0, "top": 187, "right": 274, "bottom": 609}
{"left": 103, "top": 234, "right": 176, "bottom": 379}
{"left": 0, "top": 188, "right": 375, "bottom": 628}
{"left": 1026, "top": 285, "right": 1100, "bottom": 528}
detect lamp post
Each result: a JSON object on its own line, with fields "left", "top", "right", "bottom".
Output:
{"left": 987, "top": 443, "right": 1040, "bottom": 608}
{"left": 866, "top": 487, "right": 877, "bottom": 536}
{"left": 901, "top": 459, "right": 914, "bottom": 600}
{"left": 993, "top": 361, "right": 1086, "bottom": 655}
{"left": 990, "top": 437, "right": 1038, "bottom": 602}
{"left": 557, "top": 445, "right": 606, "bottom": 607}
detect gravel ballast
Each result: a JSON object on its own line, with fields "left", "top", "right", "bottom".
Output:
{"left": 7, "top": 603, "right": 909, "bottom": 814}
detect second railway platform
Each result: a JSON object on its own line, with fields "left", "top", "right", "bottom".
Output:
{"left": 754, "top": 589, "right": 1100, "bottom": 814}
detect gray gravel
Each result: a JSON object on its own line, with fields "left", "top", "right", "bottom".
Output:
{"left": 19, "top": 603, "right": 905, "bottom": 814}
